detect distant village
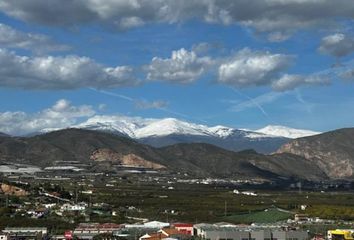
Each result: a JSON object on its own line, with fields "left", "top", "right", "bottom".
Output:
{"left": 0, "top": 162, "right": 353, "bottom": 240}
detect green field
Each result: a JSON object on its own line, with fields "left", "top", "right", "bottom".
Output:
{"left": 225, "top": 207, "right": 293, "bottom": 223}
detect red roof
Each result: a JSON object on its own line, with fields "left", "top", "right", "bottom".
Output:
{"left": 173, "top": 223, "right": 193, "bottom": 228}
{"left": 160, "top": 228, "right": 189, "bottom": 236}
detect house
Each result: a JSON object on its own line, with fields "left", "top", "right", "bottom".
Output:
{"left": 294, "top": 213, "right": 309, "bottom": 222}
{"left": 159, "top": 228, "right": 190, "bottom": 239}
{"left": 193, "top": 224, "right": 308, "bottom": 240}
{"left": 3, "top": 227, "right": 47, "bottom": 240}
{"left": 73, "top": 223, "right": 122, "bottom": 240}
{"left": 61, "top": 203, "right": 87, "bottom": 211}
{"left": 125, "top": 221, "right": 170, "bottom": 229}
{"left": 139, "top": 228, "right": 190, "bottom": 240}
{"left": 43, "top": 203, "right": 57, "bottom": 209}
{"left": 171, "top": 224, "right": 193, "bottom": 236}
{"left": 144, "top": 221, "right": 170, "bottom": 229}
{"left": 26, "top": 207, "right": 48, "bottom": 218}
{"left": 140, "top": 232, "right": 166, "bottom": 240}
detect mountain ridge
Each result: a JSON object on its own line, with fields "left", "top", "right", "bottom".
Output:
{"left": 3, "top": 116, "right": 321, "bottom": 154}
{"left": 256, "top": 125, "right": 321, "bottom": 139}
{"left": 277, "top": 127, "right": 354, "bottom": 179}
{"left": 0, "top": 128, "right": 327, "bottom": 181}
{"left": 71, "top": 116, "right": 319, "bottom": 154}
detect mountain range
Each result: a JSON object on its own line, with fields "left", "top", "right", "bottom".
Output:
{"left": 6, "top": 116, "right": 354, "bottom": 182}
{"left": 0, "top": 128, "right": 326, "bottom": 181}
{"left": 35, "top": 116, "right": 320, "bottom": 154}
{"left": 1, "top": 125, "right": 354, "bottom": 181}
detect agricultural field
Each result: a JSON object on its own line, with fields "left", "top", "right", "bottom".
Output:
{"left": 2, "top": 174, "right": 354, "bottom": 231}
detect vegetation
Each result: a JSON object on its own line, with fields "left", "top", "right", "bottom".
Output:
{"left": 224, "top": 208, "right": 293, "bottom": 223}
{"left": 2, "top": 175, "right": 354, "bottom": 233}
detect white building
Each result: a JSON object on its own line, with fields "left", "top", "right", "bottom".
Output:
{"left": 125, "top": 221, "right": 170, "bottom": 229}
{"left": 61, "top": 203, "right": 86, "bottom": 211}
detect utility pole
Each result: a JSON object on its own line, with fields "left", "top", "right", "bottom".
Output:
{"left": 298, "top": 182, "right": 302, "bottom": 194}
{"left": 224, "top": 200, "right": 227, "bottom": 216}
{"left": 75, "top": 188, "right": 78, "bottom": 204}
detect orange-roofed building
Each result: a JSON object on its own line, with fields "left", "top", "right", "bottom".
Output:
{"left": 139, "top": 228, "right": 191, "bottom": 240}
{"left": 171, "top": 224, "right": 194, "bottom": 235}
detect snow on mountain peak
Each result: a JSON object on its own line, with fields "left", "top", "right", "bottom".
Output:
{"left": 135, "top": 118, "right": 212, "bottom": 138}
{"left": 75, "top": 115, "right": 153, "bottom": 138}
{"left": 208, "top": 125, "right": 235, "bottom": 138}
{"left": 68, "top": 115, "right": 320, "bottom": 140}
{"left": 255, "top": 125, "right": 321, "bottom": 139}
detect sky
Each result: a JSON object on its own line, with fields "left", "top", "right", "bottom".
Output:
{"left": 0, "top": 0, "right": 354, "bottom": 135}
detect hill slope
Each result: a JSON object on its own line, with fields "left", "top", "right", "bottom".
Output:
{"left": 0, "top": 129, "right": 326, "bottom": 181}
{"left": 277, "top": 128, "right": 354, "bottom": 179}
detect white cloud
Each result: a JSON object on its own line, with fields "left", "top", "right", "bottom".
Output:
{"left": 217, "top": 48, "right": 293, "bottom": 87}
{"left": 272, "top": 74, "right": 331, "bottom": 91}
{"left": 0, "top": 99, "right": 95, "bottom": 136}
{"left": 0, "top": 23, "right": 70, "bottom": 53}
{"left": 318, "top": 33, "right": 354, "bottom": 57}
{"left": 2, "top": 0, "right": 353, "bottom": 39}
{"left": 0, "top": 48, "right": 138, "bottom": 90}
{"left": 146, "top": 48, "right": 212, "bottom": 83}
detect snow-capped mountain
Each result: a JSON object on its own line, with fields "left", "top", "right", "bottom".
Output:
{"left": 256, "top": 125, "right": 321, "bottom": 139}
{"left": 135, "top": 118, "right": 213, "bottom": 138}
{"left": 24, "top": 115, "right": 320, "bottom": 153}
{"left": 75, "top": 115, "right": 145, "bottom": 138}
{"left": 71, "top": 116, "right": 298, "bottom": 153}
{"left": 75, "top": 116, "right": 275, "bottom": 139}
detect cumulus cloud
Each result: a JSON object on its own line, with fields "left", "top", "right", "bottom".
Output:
{"left": 272, "top": 74, "right": 331, "bottom": 91}
{"left": 0, "top": 23, "right": 70, "bottom": 53}
{"left": 0, "top": 99, "right": 95, "bottom": 136}
{"left": 0, "top": 48, "right": 138, "bottom": 90}
{"left": 1, "top": 0, "right": 354, "bottom": 39}
{"left": 318, "top": 33, "right": 354, "bottom": 57}
{"left": 217, "top": 48, "right": 293, "bottom": 87}
{"left": 146, "top": 48, "right": 213, "bottom": 83}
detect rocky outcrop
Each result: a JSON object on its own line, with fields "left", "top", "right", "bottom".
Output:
{"left": 121, "top": 153, "right": 166, "bottom": 169}
{"left": 90, "top": 148, "right": 121, "bottom": 162}
{"left": 0, "top": 183, "right": 28, "bottom": 196}
{"left": 90, "top": 148, "right": 166, "bottom": 169}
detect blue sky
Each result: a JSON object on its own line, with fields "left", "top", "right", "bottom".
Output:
{"left": 0, "top": 0, "right": 354, "bottom": 135}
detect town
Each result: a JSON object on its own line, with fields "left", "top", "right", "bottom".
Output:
{"left": 1, "top": 164, "right": 354, "bottom": 240}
